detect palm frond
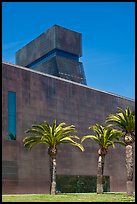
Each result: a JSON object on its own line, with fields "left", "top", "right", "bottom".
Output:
{"left": 23, "top": 120, "right": 81, "bottom": 151}
{"left": 31, "top": 124, "right": 45, "bottom": 133}
{"left": 114, "top": 140, "right": 126, "bottom": 146}
{"left": 23, "top": 136, "right": 48, "bottom": 149}
{"left": 81, "top": 123, "right": 125, "bottom": 151}
{"left": 81, "top": 135, "right": 100, "bottom": 144}
{"left": 106, "top": 140, "right": 115, "bottom": 148}
{"left": 60, "top": 136, "right": 84, "bottom": 151}
{"left": 106, "top": 107, "right": 135, "bottom": 134}
{"left": 52, "top": 119, "right": 56, "bottom": 136}
{"left": 25, "top": 129, "right": 44, "bottom": 136}
{"left": 54, "top": 122, "right": 67, "bottom": 133}
{"left": 70, "top": 135, "right": 80, "bottom": 140}
{"left": 42, "top": 121, "right": 51, "bottom": 133}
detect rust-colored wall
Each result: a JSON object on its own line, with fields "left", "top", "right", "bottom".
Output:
{"left": 2, "top": 62, "right": 135, "bottom": 194}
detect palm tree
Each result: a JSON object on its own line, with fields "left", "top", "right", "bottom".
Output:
{"left": 106, "top": 107, "right": 135, "bottom": 196}
{"left": 23, "top": 120, "right": 84, "bottom": 195}
{"left": 81, "top": 124, "right": 123, "bottom": 194}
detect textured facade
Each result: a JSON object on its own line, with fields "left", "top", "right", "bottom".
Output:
{"left": 2, "top": 25, "right": 135, "bottom": 194}
{"left": 2, "top": 62, "right": 135, "bottom": 194}
{"left": 16, "top": 25, "right": 86, "bottom": 84}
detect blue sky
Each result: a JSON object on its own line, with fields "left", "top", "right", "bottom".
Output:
{"left": 2, "top": 2, "right": 135, "bottom": 100}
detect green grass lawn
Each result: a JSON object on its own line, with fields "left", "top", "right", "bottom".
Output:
{"left": 2, "top": 192, "right": 135, "bottom": 202}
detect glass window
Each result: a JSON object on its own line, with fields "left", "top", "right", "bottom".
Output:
{"left": 8, "top": 91, "right": 16, "bottom": 140}
{"left": 27, "top": 48, "right": 79, "bottom": 69}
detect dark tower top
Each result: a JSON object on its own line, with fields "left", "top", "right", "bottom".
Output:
{"left": 16, "top": 24, "right": 87, "bottom": 84}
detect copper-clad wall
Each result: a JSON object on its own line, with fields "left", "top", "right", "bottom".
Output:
{"left": 16, "top": 25, "right": 82, "bottom": 67}
{"left": 15, "top": 25, "right": 86, "bottom": 85}
{"left": 2, "top": 62, "right": 135, "bottom": 194}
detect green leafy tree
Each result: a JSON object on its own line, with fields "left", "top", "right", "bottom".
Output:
{"left": 9, "top": 132, "right": 16, "bottom": 140}
{"left": 106, "top": 107, "right": 135, "bottom": 196}
{"left": 81, "top": 124, "right": 123, "bottom": 194}
{"left": 23, "top": 120, "right": 84, "bottom": 195}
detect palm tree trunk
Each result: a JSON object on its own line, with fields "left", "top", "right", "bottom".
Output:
{"left": 97, "top": 153, "right": 105, "bottom": 194}
{"left": 126, "top": 143, "right": 134, "bottom": 196}
{"left": 50, "top": 157, "right": 57, "bottom": 195}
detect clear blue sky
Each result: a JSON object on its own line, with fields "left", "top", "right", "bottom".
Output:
{"left": 2, "top": 2, "right": 135, "bottom": 100}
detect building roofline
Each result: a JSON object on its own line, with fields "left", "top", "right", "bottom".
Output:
{"left": 16, "top": 24, "right": 81, "bottom": 54}
{"left": 2, "top": 61, "right": 134, "bottom": 102}
{"left": 53, "top": 24, "right": 81, "bottom": 35}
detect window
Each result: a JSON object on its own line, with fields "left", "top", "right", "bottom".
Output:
{"left": 26, "top": 48, "right": 79, "bottom": 69}
{"left": 8, "top": 91, "right": 16, "bottom": 140}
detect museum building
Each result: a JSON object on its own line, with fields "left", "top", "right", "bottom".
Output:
{"left": 2, "top": 25, "right": 135, "bottom": 194}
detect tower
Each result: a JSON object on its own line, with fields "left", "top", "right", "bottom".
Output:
{"left": 16, "top": 25, "right": 87, "bottom": 84}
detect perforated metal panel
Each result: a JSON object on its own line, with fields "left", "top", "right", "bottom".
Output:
{"left": 15, "top": 25, "right": 86, "bottom": 84}
{"left": 2, "top": 161, "right": 18, "bottom": 181}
